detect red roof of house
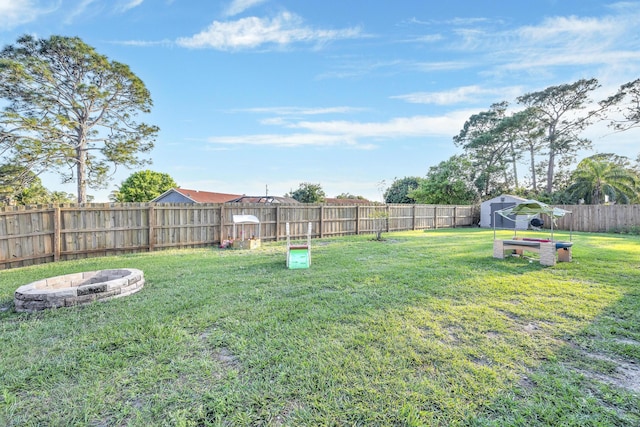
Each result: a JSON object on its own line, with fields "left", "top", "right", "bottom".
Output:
{"left": 172, "top": 188, "right": 243, "bottom": 203}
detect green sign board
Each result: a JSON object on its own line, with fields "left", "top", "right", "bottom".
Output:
{"left": 288, "top": 248, "right": 310, "bottom": 269}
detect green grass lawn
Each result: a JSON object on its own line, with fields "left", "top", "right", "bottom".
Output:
{"left": 1, "top": 228, "right": 639, "bottom": 426}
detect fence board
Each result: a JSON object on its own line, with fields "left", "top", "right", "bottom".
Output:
{"left": 14, "top": 201, "right": 640, "bottom": 270}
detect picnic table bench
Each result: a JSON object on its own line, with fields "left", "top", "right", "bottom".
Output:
{"left": 493, "top": 238, "right": 573, "bottom": 266}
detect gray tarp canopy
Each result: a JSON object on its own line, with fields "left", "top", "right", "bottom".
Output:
{"left": 494, "top": 199, "right": 572, "bottom": 240}
{"left": 496, "top": 200, "right": 571, "bottom": 220}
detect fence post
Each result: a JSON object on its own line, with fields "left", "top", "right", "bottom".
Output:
{"left": 220, "top": 204, "right": 225, "bottom": 243}
{"left": 148, "top": 205, "right": 155, "bottom": 252}
{"left": 275, "top": 205, "right": 280, "bottom": 241}
{"left": 412, "top": 205, "right": 417, "bottom": 230}
{"left": 320, "top": 205, "right": 324, "bottom": 238}
{"left": 356, "top": 206, "right": 360, "bottom": 235}
{"left": 434, "top": 206, "right": 438, "bottom": 229}
{"left": 53, "top": 206, "right": 61, "bottom": 262}
{"left": 453, "top": 206, "right": 457, "bottom": 228}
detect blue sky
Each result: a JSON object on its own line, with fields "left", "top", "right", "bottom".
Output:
{"left": 2, "top": 0, "right": 640, "bottom": 202}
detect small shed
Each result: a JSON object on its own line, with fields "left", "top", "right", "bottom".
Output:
{"left": 480, "top": 194, "right": 529, "bottom": 229}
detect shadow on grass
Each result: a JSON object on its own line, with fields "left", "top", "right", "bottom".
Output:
{"left": 464, "top": 287, "right": 640, "bottom": 426}
{"left": 0, "top": 229, "right": 638, "bottom": 426}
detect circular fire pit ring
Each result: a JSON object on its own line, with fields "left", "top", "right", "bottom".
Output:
{"left": 14, "top": 268, "right": 144, "bottom": 313}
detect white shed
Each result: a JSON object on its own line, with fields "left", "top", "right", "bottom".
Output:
{"left": 479, "top": 194, "right": 529, "bottom": 229}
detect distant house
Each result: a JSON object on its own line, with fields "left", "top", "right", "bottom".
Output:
{"left": 151, "top": 188, "right": 243, "bottom": 204}
{"left": 228, "top": 195, "right": 300, "bottom": 204}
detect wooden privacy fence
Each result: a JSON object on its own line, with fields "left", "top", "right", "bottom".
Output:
{"left": 554, "top": 204, "right": 640, "bottom": 233}
{"left": 0, "top": 203, "right": 475, "bottom": 270}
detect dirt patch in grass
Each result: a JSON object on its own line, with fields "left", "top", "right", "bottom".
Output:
{"left": 612, "top": 338, "right": 640, "bottom": 346}
{"left": 273, "top": 400, "right": 306, "bottom": 426}
{"left": 212, "top": 347, "right": 241, "bottom": 370}
{"left": 578, "top": 352, "right": 640, "bottom": 393}
{"left": 485, "top": 331, "right": 500, "bottom": 340}
{"left": 495, "top": 308, "right": 522, "bottom": 322}
{"left": 518, "top": 375, "right": 536, "bottom": 391}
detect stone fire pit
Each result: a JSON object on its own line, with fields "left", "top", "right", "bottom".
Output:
{"left": 14, "top": 268, "right": 144, "bottom": 313}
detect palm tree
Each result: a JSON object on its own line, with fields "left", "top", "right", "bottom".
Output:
{"left": 567, "top": 156, "right": 639, "bottom": 204}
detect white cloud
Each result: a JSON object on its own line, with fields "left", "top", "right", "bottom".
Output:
{"left": 64, "top": 0, "right": 97, "bottom": 24}
{"left": 233, "top": 106, "right": 367, "bottom": 116}
{"left": 0, "top": 0, "right": 54, "bottom": 30}
{"left": 289, "top": 114, "right": 468, "bottom": 138}
{"left": 207, "top": 133, "right": 371, "bottom": 149}
{"left": 315, "top": 58, "right": 404, "bottom": 80}
{"left": 117, "top": 0, "right": 143, "bottom": 12}
{"left": 223, "top": 0, "right": 266, "bottom": 17}
{"left": 176, "top": 11, "right": 362, "bottom": 50}
{"left": 392, "top": 85, "right": 524, "bottom": 105}
{"left": 503, "top": 50, "right": 640, "bottom": 72}
{"left": 516, "top": 15, "right": 622, "bottom": 44}
{"left": 229, "top": 105, "right": 369, "bottom": 128}
{"left": 413, "top": 61, "right": 472, "bottom": 72}
{"left": 206, "top": 110, "right": 472, "bottom": 150}
{"left": 451, "top": 7, "right": 640, "bottom": 75}
{"left": 118, "top": 39, "right": 173, "bottom": 47}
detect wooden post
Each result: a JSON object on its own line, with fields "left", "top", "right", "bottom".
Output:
{"left": 220, "top": 204, "right": 225, "bottom": 244}
{"left": 53, "top": 206, "right": 61, "bottom": 262}
{"left": 412, "top": 205, "right": 417, "bottom": 230}
{"left": 275, "top": 205, "right": 281, "bottom": 241}
{"left": 320, "top": 205, "right": 324, "bottom": 238}
{"left": 356, "top": 206, "right": 360, "bottom": 235}
{"left": 453, "top": 206, "right": 457, "bottom": 228}
{"left": 434, "top": 206, "right": 438, "bottom": 229}
{"left": 148, "top": 205, "right": 155, "bottom": 252}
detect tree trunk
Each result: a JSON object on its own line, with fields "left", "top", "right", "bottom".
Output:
{"left": 529, "top": 145, "right": 537, "bottom": 192}
{"left": 76, "top": 148, "right": 86, "bottom": 204}
{"left": 76, "top": 126, "right": 87, "bottom": 204}
{"left": 546, "top": 125, "right": 556, "bottom": 194}
{"left": 546, "top": 149, "right": 555, "bottom": 194}
{"left": 510, "top": 140, "right": 519, "bottom": 189}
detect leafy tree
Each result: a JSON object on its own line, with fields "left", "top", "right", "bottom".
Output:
{"left": 336, "top": 193, "right": 365, "bottom": 200}
{"left": 383, "top": 176, "right": 424, "bottom": 204}
{"left": 566, "top": 155, "right": 639, "bottom": 204}
{"left": 286, "top": 182, "right": 326, "bottom": 203}
{"left": 590, "top": 152, "right": 635, "bottom": 168}
{"left": 112, "top": 170, "right": 177, "bottom": 202}
{"left": 0, "top": 164, "right": 33, "bottom": 204}
{"left": 0, "top": 35, "right": 158, "bottom": 204}
{"left": 0, "top": 165, "right": 75, "bottom": 205}
{"left": 454, "top": 102, "right": 513, "bottom": 197}
{"left": 369, "top": 209, "right": 388, "bottom": 241}
{"left": 409, "top": 155, "right": 478, "bottom": 205}
{"left": 13, "top": 178, "right": 50, "bottom": 205}
{"left": 602, "top": 78, "right": 640, "bottom": 131}
{"left": 494, "top": 108, "right": 546, "bottom": 193}
{"left": 517, "top": 78, "right": 602, "bottom": 193}
{"left": 48, "top": 191, "right": 76, "bottom": 204}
